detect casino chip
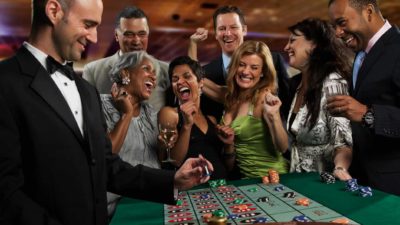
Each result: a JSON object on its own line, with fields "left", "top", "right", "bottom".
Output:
{"left": 253, "top": 217, "right": 271, "bottom": 223}
{"left": 295, "top": 198, "right": 310, "bottom": 206}
{"left": 274, "top": 186, "right": 285, "bottom": 192}
{"left": 345, "top": 178, "right": 359, "bottom": 192}
{"left": 292, "top": 215, "right": 312, "bottom": 222}
{"left": 358, "top": 186, "right": 373, "bottom": 197}
{"left": 247, "top": 187, "right": 258, "bottom": 192}
{"left": 227, "top": 213, "right": 239, "bottom": 219}
{"left": 283, "top": 191, "right": 296, "bottom": 198}
{"left": 256, "top": 196, "right": 269, "bottom": 202}
{"left": 320, "top": 171, "right": 336, "bottom": 184}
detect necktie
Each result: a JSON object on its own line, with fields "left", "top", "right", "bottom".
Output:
{"left": 352, "top": 51, "right": 366, "bottom": 88}
{"left": 46, "top": 56, "right": 75, "bottom": 80}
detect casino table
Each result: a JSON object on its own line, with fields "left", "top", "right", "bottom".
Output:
{"left": 110, "top": 172, "right": 400, "bottom": 225}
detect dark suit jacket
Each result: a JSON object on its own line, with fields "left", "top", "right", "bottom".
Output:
{"left": 0, "top": 47, "right": 176, "bottom": 225}
{"left": 201, "top": 52, "right": 290, "bottom": 121}
{"left": 349, "top": 26, "right": 400, "bottom": 195}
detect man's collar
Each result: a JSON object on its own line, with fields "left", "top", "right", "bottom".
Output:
{"left": 365, "top": 20, "right": 392, "bottom": 53}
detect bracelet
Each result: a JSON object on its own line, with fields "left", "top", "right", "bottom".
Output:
{"left": 334, "top": 166, "right": 346, "bottom": 172}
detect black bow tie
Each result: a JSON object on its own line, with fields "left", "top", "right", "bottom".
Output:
{"left": 46, "top": 56, "right": 75, "bottom": 80}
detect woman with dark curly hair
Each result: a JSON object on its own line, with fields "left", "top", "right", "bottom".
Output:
{"left": 284, "top": 18, "right": 353, "bottom": 180}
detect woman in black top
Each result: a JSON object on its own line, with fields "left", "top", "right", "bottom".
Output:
{"left": 158, "top": 56, "right": 231, "bottom": 179}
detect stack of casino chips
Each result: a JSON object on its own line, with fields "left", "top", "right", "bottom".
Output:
{"left": 320, "top": 172, "right": 336, "bottom": 184}
{"left": 209, "top": 179, "right": 227, "bottom": 188}
{"left": 358, "top": 186, "right": 373, "bottom": 197}
{"left": 345, "top": 178, "right": 359, "bottom": 192}
{"left": 262, "top": 169, "right": 280, "bottom": 184}
{"left": 268, "top": 169, "right": 280, "bottom": 183}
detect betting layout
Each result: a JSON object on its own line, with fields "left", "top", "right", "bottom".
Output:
{"left": 164, "top": 182, "right": 359, "bottom": 225}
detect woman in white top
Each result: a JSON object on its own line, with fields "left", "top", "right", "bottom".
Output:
{"left": 284, "top": 18, "right": 354, "bottom": 181}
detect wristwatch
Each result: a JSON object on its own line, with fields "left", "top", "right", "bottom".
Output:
{"left": 362, "top": 106, "right": 374, "bottom": 128}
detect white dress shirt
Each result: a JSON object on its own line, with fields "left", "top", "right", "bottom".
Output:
{"left": 23, "top": 42, "right": 84, "bottom": 136}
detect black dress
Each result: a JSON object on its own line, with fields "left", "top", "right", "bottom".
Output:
{"left": 177, "top": 112, "right": 227, "bottom": 179}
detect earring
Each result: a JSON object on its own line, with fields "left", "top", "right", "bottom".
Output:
{"left": 199, "top": 87, "right": 203, "bottom": 96}
{"left": 260, "top": 74, "right": 264, "bottom": 77}
{"left": 122, "top": 77, "right": 130, "bottom": 85}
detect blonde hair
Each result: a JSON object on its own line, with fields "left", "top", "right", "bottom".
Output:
{"left": 225, "top": 40, "right": 277, "bottom": 111}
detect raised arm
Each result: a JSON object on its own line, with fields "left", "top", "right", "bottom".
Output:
{"left": 188, "top": 27, "right": 208, "bottom": 61}
{"left": 202, "top": 78, "right": 227, "bottom": 103}
{"left": 107, "top": 84, "right": 134, "bottom": 154}
{"left": 262, "top": 91, "right": 289, "bottom": 153}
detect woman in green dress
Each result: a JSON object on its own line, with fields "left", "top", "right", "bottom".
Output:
{"left": 217, "top": 40, "right": 289, "bottom": 178}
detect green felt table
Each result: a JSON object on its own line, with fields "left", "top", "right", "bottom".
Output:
{"left": 110, "top": 172, "right": 400, "bottom": 225}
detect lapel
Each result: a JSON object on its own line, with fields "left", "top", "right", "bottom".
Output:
{"left": 353, "top": 27, "right": 398, "bottom": 95}
{"left": 17, "top": 47, "right": 85, "bottom": 144}
{"left": 75, "top": 77, "right": 95, "bottom": 158}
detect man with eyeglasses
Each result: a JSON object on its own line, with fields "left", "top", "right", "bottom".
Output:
{"left": 83, "top": 6, "right": 169, "bottom": 111}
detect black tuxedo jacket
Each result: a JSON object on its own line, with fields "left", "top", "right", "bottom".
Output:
{"left": 0, "top": 47, "right": 175, "bottom": 225}
{"left": 201, "top": 52, "right": 290, "bottom": 121}
{"left": 349, "top": 26, "right": 400, "bottom": 195}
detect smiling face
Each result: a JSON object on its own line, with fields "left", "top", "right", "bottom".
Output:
{"left": 115, "top": 17, "right": 149, "bottom": 53}
{"left": 171, "top": 64, "right": 203, "bottom": 104}
{"left": 125, "top": 58, "right": 156, "bottom": 100}
{"left": 215, "top": 13, "right": 247, "bottom": 56}
{"left": 284, "top": 31, "right": 315, "bottom": 71}
{"left": 328, "top": 0, "right": 370, "bottom": 52}
{"left": 234, "top": 54, "right": 263, "bottom": 90}
{"left": 53, "top": 0, "right": 103, "bottom": 61}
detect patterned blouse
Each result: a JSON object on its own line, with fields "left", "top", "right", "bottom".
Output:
{"left": 288, "top": 73, "right": 353, "bottom": 173}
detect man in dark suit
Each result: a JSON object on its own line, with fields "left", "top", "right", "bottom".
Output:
{"left": 327, "top": 0, "right": 400, "bottom": 195}
{"left": 0, "top": 0, "right": 212, "bottom": 224}
{"left": 189, "top": 6, "right": 290, "bottom": 121}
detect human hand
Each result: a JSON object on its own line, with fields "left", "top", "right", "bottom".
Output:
{"left": 111, "top": 83, "right": 133, "bottom": 115}
{"left": 216, "top": 124, "right": 235, "bottom": 145}
{"left": 262, "top": 91, "right": 281, "bottom": 121}
{"left": 179, "top": 101, "right": 197, "bottom": 127}
{"left": 326, "top": 95, "right": 367, "bottom": 122}
{"left": 333, "top": 168, "right": 352, "bottom": 181}
{"left": 190, "top": 27, "right": 208, "bottom": 43}
{"left": 174, "top": 155, "right": 213, "bottom": 190}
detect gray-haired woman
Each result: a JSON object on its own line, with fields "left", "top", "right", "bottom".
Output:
{"left": 100, "top": 51, "right": 160, "bottom": 217}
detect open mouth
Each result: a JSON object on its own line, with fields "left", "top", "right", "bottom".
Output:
{"left": 144, "top": 81, "right": 155, "bottom": 92}
{"left": 238, "top": 74, "right": 254, "bottom": 83}
{"left": 178, "top": 86, "right": 191, "bottom": 102}
{"left": 343, "top": 35, "right": 354, "bottom": 46}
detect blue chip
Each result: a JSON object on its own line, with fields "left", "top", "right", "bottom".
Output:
{"left": 359, "top": 186, "right": 373, "bottom": 197}
{"left": 345, "top": 178, "right": 359, "bottom": 192}
{"left": 253, "top": 217, "right": 271, "bottom": 223}
{"left": 293, "top": 215, "right": 311, "bottom": 222}
{"left": 228, "top": 213, "right": 238, "bottom": 219}
{"left": 274, "top": 186, "right": 285, "bottom": 192}
{"left": 200, "top": 194, "right": 210, "bottom": 199}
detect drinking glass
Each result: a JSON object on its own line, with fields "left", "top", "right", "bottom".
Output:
{"left": 325, "top": 82, "right": 348, "bottom": 98}
{"left": 158, "top": 122, "right": 177, "bottom": 163}
{"left": 325, "top": 82, "right": 348, "bottom": 116}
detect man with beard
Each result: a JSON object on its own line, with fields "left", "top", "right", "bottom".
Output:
{"left": 327, "top": 0, "right": 400, "bottom": 195}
